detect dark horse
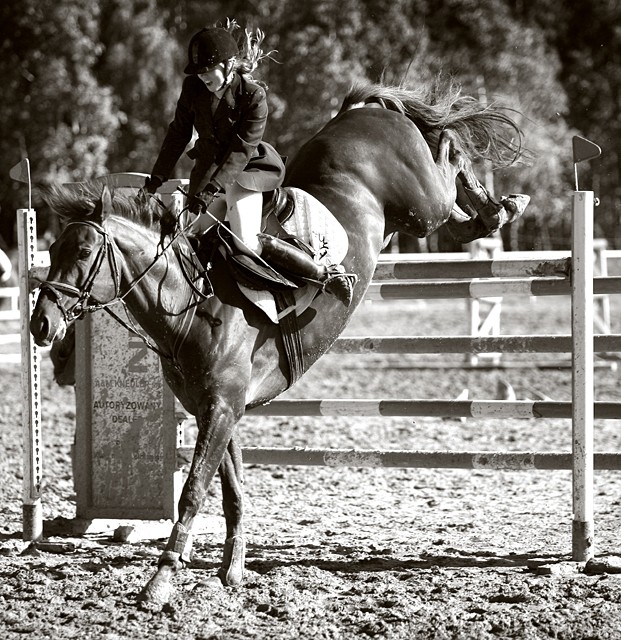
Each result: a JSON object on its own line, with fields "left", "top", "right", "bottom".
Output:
{"left": 30, "top": 81, "right": 524, "bottom": 604}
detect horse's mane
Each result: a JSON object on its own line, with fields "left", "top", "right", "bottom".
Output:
{"left": 338, "top": 79, "right": 525, "bottom": 167}
{"left": 36, "top": 181, "right": 163, "bottom": 229}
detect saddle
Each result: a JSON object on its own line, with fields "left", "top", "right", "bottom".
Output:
{"left": 193, "top": 187, "right": 335, "bottom": 295}
{"left": 189, "top": 188, "right": 327, "bottom": 387}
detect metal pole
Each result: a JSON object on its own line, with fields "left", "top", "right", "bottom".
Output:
{"left": 571, "top": 190, "right": 595, "bottom": 561}
{"left": 17, "top": 208, "right": 43, "bottom": 541}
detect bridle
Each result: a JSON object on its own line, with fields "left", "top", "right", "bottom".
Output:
{"left": 40, "top": 220, "right": 122, "bottom": 324}
{"left": 38, "top": 218, "right": 190, "bottom": 365}
{"left": 38, "top": 200, "right": 214, "bottom": 366}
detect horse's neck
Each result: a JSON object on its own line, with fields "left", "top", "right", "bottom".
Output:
{"left": 110, "top": 220, "right": 191, "bottom": 340}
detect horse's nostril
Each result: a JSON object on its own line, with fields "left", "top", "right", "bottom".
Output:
{"left": 30, "top": 315, "right": 44, "bottom": 338}
{"left": 30, "top": 310, "right": 52, "bottom": 345}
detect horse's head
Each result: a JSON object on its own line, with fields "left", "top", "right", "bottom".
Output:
{"left": 30, "top": 186, "right": 120, "bottom": 347}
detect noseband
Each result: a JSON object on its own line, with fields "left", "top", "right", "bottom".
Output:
{"left": 40, "top": 220, "right": 122, "bottom": 323}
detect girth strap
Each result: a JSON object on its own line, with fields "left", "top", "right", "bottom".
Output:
{"left": 274, "top": 291, "right": 305, "bottom": 387}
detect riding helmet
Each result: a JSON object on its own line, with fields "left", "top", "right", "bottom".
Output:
{"left": 184, "top": 27, "right": 239, "bottom": 74}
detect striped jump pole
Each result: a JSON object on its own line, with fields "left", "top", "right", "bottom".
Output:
{"left": 364, "top": 275, "right": 621, "bottom": 300}
{"left": 331, "top": 334, "right": 621, "bottom": 354}
{"left": 239, "top": 448, "right": 621, "bottom": 471}
{"left": 245, "top": 398, "right": 621, "bottom": 419}
{"left": 175, "top": 446, "right": 621, "bottom": 471}
{"left": 373, "top": 257, "right": 571, "bottom": 280}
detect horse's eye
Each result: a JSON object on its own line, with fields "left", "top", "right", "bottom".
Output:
{"left": 78, "top": 248, "right": 92, "bottom": 260}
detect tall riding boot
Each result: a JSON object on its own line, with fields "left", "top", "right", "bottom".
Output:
{"left": 258, "top": 233, "right": 357, "bottom": 307}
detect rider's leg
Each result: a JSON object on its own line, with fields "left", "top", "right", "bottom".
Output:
{"left": 189, "top": 195, "right": 227, "bottom": 235}
{"left": 225, "top": 183, "right": 263, "bottom": 253}
{"left": 225, "top": 181, "right": 356, "bottom": 306}
{"left": 257, "top": 234, "right": 356, "bottom": 307}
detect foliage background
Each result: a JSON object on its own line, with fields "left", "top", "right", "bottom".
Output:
{"left": 0, "top": 0, "right": 618, "bottom": 250}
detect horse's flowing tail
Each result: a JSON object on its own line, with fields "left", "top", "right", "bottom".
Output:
{"left": 338, "top": 79, "right": 524, "bottom": 168}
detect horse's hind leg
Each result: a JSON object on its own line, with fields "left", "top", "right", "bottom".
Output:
{"left": 217, "top": 437, "right": 246, "bottom": 586}
{"left": 439, "top": 130, "right": 529, "bottom": 243}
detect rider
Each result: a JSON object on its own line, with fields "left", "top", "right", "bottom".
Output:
{"left": 143, "top": 22, "right": 355, "bottom": 306}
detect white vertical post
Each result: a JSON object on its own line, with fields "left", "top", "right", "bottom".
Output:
{"left": 571, "top": 190, "right": 594, "bottom": 561}
{"left": 17, "top": 208, "right": 43, "bottom": 541}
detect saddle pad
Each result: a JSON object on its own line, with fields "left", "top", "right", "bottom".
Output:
{"left": 280, "top": 187, "right": 349, "bottom": 266}
{"left": 239, "top": 187, "right": 349, "bottom": 323}
{"left": 238, "top": 285, "right": 280, "bottom": 323}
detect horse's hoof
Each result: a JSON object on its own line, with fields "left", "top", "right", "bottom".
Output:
{"left": 501, "top": 194, "right": 530, "bottom": 224}
{"left": 218, "top": 535, "right": 246, "bottom": 586}
{"left": 138, "top": 574, "right": 174, "bottom": 606}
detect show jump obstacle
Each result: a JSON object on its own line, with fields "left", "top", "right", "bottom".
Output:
{"left": 18, "top": 138, "right": 613, "bottom": 561}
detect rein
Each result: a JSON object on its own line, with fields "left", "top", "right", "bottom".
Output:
{"left": 39, "top": 209, "right": 206, "bottom": 367}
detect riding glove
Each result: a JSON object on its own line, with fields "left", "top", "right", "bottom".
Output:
{"left": 144, "top": 175, "right": 163, "bottom": 194}
{"left": 188, "top": 184, "right": 220, "bottom": 215}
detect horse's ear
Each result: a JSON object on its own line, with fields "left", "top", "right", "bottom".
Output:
{"left": 93, "top": 185, "right": 113, "bottom": 223}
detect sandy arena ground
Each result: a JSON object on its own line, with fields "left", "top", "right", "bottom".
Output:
{"left": 1, "top": 297, "right": 621, "bottom": 639}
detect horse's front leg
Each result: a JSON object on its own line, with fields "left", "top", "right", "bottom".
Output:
{"left": 138, "top": 398, "right": 243, "bottom": 605}
{"left": 218, "top": 436, "right": 245, "bottom": 586}
{"left": 436, "top": 129, "right": 492, "bottom": 243}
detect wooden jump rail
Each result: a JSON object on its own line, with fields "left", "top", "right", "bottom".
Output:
{"left": 179, "top": 448, "right": 621, "bottom": 472}
{"left": 365, "top": 276, "right": 621, "bottom": 300}
{"left": 373, "top": 256, "right": 572, "bottom": 280}
{"left": 330, "top": 335, "right": 621, "bottom": 354}
{"left": 242, "top": 399, "right": 620, "bottom": 419}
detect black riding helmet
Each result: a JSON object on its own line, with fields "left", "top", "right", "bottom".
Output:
{"left": 184, "top": 27, "right": 239, "bottom": 74}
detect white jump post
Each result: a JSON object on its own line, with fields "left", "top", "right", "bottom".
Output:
{"left": 18, "top": 207, "right": 43, "bottom": 541}
{"left": 571, "top": 135, "right": 601, "bottom": 561}
{"left": 572, "top": 190, "right": 594, "bottom": 560}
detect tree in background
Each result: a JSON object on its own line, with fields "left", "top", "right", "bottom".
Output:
{"left": 0, "top": 0, "right": 617, "bottom": 250}
{"left": 0, "top": 0, "right": 121, "bottom": 241}
{"left": 528, "top": 0, "right": 621, "bottom": 246}
{"left": 96, "top": 0, "right": 182, "bottom": 175}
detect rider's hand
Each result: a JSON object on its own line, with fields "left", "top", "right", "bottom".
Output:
{"left": 188, "top": 184, "right": 220, "bottom": 214}
{"left": 188, "top": 194, "right": 209, "bottom": 215}
{"left": 202, "top": 183, "right": 220, "bottom": 198}
{"left": 143, "top": 175, "right": 163, "bottom": 194}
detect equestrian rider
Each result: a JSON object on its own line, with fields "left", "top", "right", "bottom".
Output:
{"left": 143, "top": 23, "right": 354, "bottom": 306}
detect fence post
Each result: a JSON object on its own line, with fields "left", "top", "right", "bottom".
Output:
{"left": 18, "top": 208, "right": 43, "bottom": 541}
{"left": 572, "top": 190, "right": 594, "bottom": 561}
{"left": 467, "top": 237, "right": 503, "bottom": 366}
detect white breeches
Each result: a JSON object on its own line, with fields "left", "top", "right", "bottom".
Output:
{"left": 188, "top": 182, "right": 263, "bottom": 253}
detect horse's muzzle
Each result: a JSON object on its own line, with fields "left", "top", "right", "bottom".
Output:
{"left": 30, "top": 291, "right": 67, "bottom": 347}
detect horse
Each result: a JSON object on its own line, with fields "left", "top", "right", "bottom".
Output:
{"left": 29, "top": 80, "right": 524, "bottom": 605}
